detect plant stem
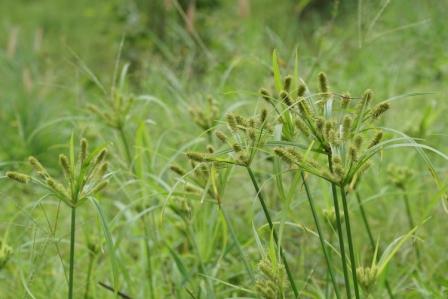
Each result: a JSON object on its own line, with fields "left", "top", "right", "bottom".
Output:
{"left": 300, "top": 172, "right": 340, "bottom": 299}
{"left": 118, "top": 126, "right": 132, "bottom": 166}
{"left": 328, "top": 158, "right": 352, "bottom": 299}
{"left": 221, "top": 208, "right": 255, "bottom": 282}
{"left": 402, "top": 192, "right": 422, "bottom": 269}
{"left": 68, "top": 207, "right": 76, "bottom": 299}
{"left": 142, "top": 215, "right": 155, "bottom": 299}
{"left": 355, "top": 191, "right": 394, "bottom": 298}
{"left": 339, "top": 187, "right": 360, "bottom": 299}
{"left": 83, "top": 253, "right": 95, "bottom": 299}
{"left": 246, "top": 167, "right": 299, "bottom": 298}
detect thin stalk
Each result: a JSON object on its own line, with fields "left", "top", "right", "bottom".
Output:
{"left": 83, "top": 254, "right": 95, "bottom": 299}
{"left": 68, "top": 207, "right": 76, "bottom": 299}
{"left": 300, "top": 172, "right": 340, "bottom": 299}
{"left": 221, "top": 208, "right": 255, "bottom": 282}
{"left": 142, "top": 215, "right": 155, "bottom": 299}
{"left": 402, "top": 192, "right": 422, "bottom": 269}
{"left": 339, "top": 187, "right": 360, "bottom": 299}
{"left": 355, "top": 191, "right": 394, "bottom": 298}
{"left": 118, "top": 126, "right": 132, "bottom": 166}
{"left": 328, "top": 157, "right": 352, "bottom": 298}
{"left": 246, "top": 167, "right": 299, "bottom": 298}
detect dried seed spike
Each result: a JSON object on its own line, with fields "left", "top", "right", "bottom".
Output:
{"left": 6, "top": 171, "right": 30, "bottom": 184}
{"left": 280, "top": 90, "right": 293, "bottom": 107}
{"left": 260, "top": 88, "right": 272, "bottom": 103}
{"left": 186, "top": 152, "right": 207, "bottom": 162}
{"left": 368, "top": 131, "right": 383, "bottom": 148}
{"left": 318, "top": 72, "right": 329, "bottom": 94}
{"left": 215, "top": 130, "right": 228, "bottom": 143}
{"left": 283, "top": 75, "right": 292, "bottom": 92}
{"left": 170, "top": 165, "right": 186, "bottom": 176}
{"left": 226, "top": 113, "right": 238, "bottom": 132}
{"left": 297, "top": 84, "right": 306, "bottom": 97}
{"left": 371, "top": 102, "right": 390, "bottom": 119}
{"left": 59, "top": 154, "right": 71, "bottom": 177}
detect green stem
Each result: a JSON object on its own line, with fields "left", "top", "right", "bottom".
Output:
{"left": 83, "top": 254, "right": 95, "bottom": 299}
{"left": 246, "top": 167, "right": 299, "bottom": 298}
{"left": 142, "top": 216, "right": 155, "bottom": 299}
{"left": 301, "top": 172, "right": 340, "bottom": 299}
{"left": 328, "top": 158, "right": 352, "bottom": 299}
{"left": 339, "top": 187, "right": 360, "bottom": 299}
{"left": 68, "top": 207, "right": 76, "bottom": 299}
{"left": 221, "top": 208, "right": 255, "bottom": 282}
{"left": 118, "top": 126, "right": 132, "bottom": 166}
{"left": 402, "top": 193, "right": 422, "bottom": 269}
{"left": 355, "top": 191, "right": 394, "bottom": 298}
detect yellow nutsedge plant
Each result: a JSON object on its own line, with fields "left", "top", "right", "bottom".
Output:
{"left": 6, "top": 136, "right": 109, "bottom": 299}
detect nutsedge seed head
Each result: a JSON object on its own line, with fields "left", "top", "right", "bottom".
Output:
{"left": 371, "top": 102, "right": 390, "bottom": 119}
{"left": 6, "top": 171, "right": 30, "bottom": 184}
{"left": 341, "top": 93, "right": 351, "bottom": 108}
{"left": 260, "top": 108, "right": 268, "bottom": 124}
{"left": 318, "top": 72, "right": 329, "bottom": 93}
{"left": 349, "top": 146, "right": 358, "bottom": 162}
{"left": 280, "top": 90, "right": 293, "bottom": 107}
{"left": 297, "top": 84, "right": 306, "bottom": 97}
{"left": 260, "top": 88, "right": 272, "bottom": 103}
{"left": 170, "top": 165, "right": 186, "bottom": 176}
{"left": 232, "top": 143, "right": 242, "bottom": 152}
{"left": 354, "top": 135, "right": 363, "bottom": 149}
{"left": 283, "top": 75, "right": 292, "bottom": 92}
{"left": 362, "top": 89, "right": 373, "bottom": 107}
{"left": 186, "top": 152, "right": 207, "bottom": 162}
{"left": 295, "top": 118, "right": 309, "bottom": 137}
{"left": 206, "top": 145, "right": 215, "bottom": 153}
{"left": 94, "top": 149, "right": 108, "bottom": 166}
{"left": 226, "top": 113, "right": 238, "bottom": 132}
{"left": 90, "top": 181, "right": 108, "bottom": 194}
{"left": 368, "top": 131, "right": 383, "bottom": 149}
{"left": 215, "top": 130, "right": 227, "bottom": 143}
{"left": 28, "top": 156, "right": 47, "bottom": 174}
{"left": 342, "top": 115, "right": 352, "bottom": 139}
{"left": 357, "top": 266, "right": 378, "bottom": 292}
{"left": 59, "top": 154, "right": 71, "bottom": 176}
{"left": 80, "top": 138, "right": 88, "bottom": 162}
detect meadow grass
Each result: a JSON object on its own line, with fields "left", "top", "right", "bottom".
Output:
{"left": 1, "top": 0, "right": 448, "bottom": 298}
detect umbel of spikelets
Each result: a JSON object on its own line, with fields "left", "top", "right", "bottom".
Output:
{"left": 6, "top": 138, "right": 109, "bottom": 207}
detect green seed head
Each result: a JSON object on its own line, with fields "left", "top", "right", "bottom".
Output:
{"left": 341, "top": 93, "right": 351, "bottom": 109}
{"left": 297, "top": 84, "right": 306, "bottom": 97}
{"left": 170, "top": 165, "right": 186, "bottom": 176}
{"left": 280, "top": 90, "right": 293, "bottom": 107}
{"left": 215, "top": 130, "right": 228, "bottom": 143}
{"left": 357, "top": 266, "right": 378, "bottom": 293}
{"left": 6, "top": 171, "right": 30, "bottom": 184}
{"left": 226, "top": 113, "right": 238, "bottom": 132}
{"left": 368, "top": 131, "right": 383, "bottom": 148}
{"left": 94, "top": 149, "right": 108, "bottom": 166}
{"left": 80, "top": 138, "right": 88, "bottom": 163}
{"left": 283, "top": 75, "right": 292, "bottom": 92}
{"left": 232, "top": 143, "right": 242, "bottom": 152}
{"left": 260, "top": 108, "right": 268, "bottom": 124}
{"left": 206, "top": 145, "right": 215, "bottom": 153}
{"left": 342, "top": 115, "right": 352, "bottom": 139}
{"left": 362, "top": 89, "right": 373, "bottom": 107}
{"left": 90, "top": 180, "right": 108, "bottom": 195}
{"left": 260, "top": 88, "right": 272, "bottom": 103}
{"left": 371, "top": 102, "right": 390, "bottom": 119}
{"left": 28, "top": 156, "right": 47, "bottom": 174}
{"left": 59, "top": 154, "right": 71, "bottom": 176}
{"left": 354, "top": 135, "right": 363, "bottom": 149}
{"left": 295, "top": 118, "right": 310, "bottom": 137}
{"left": 186, "top": 152, "right": 207, "bottom": 162}
{"left": 318, "top": 72, "right": 329, "bottom": 94}
{"left": 349, "top": 146, "right": 358, "bottom": 162}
